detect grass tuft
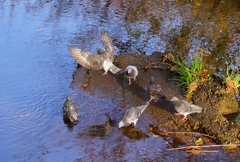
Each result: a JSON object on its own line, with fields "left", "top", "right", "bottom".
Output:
{"left": 164, "top": 49, "right": 208, "bottom": 95}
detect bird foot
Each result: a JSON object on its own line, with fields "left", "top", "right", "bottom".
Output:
{"left": 174, "top": 112, "right": 181, "bottom": 116}
{"left": 147, "top": 99, "right": 158, "bottom": 103}
{"left": 128, "top": 82, "right": 132, "bottom": 86}
{"left": 147, "top": 100, "right": 152, "bottom": 103}
{"left": 182, "top": 116, "right": 187, "bottom": 120}
{"left": 102, "top": 71, "right": 108, "bottom": 75}
{"left": 134, "top": 77, "right": 137, "bottom": 81}
{"left": 153, "top": 99, "right": 158, "bottom": 102}
{"left": 174, "top": 113, "right": 187, "bottom": 120}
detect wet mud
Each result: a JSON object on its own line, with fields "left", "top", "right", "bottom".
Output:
{"left": 71, "top": 53, "right": 240, "bottom": 144}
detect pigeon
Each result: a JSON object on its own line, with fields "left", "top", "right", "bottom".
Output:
{"left": 147, "top": 76, "right": 166, "bottom": 102}
{"left": 124, "top": 65, "right": 138, "bottom": 85}
{"left": 62, "top": 97, "right": 80, "bottom": 122}
{"left": 69, "top": 32, "right": 121, "bottom": 75}
{"left": 171, "top": 97, "right": 205, "bottom": 120}
{"left": 118, "top": 102, "right": 149, "bottom": 128}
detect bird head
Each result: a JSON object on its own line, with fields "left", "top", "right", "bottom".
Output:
{"left": 127, "top": 68, "right": 133, "bottom": 73}
{"left": 66, "top": 97, "right": 73, "bottom": 101}
{"left": 118, "top": 120, "right": 126, "bottom": 128}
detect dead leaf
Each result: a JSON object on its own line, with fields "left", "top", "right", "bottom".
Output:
{"left": 224, "top": 144, "right": 237, "bottom": 152}
{"left": 200, "top": 69, "right": 208, "bottom": 79}
{"left": 226, "top": 77, "right": 237, "bottom": 92}
{"left": 185, "top": 93, "right": 192, "bottom": 100}
{"left": 188, "top": 80, "right": 199, "bottom": 92}
{"left": 163, "top": 53, "right": 174, "bottom": 63}
{"left": 195, "top": 138, "right": 203, "bottom": 146}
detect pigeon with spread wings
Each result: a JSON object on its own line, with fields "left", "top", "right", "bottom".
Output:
{"left": 69, "top": 32, "right": 121, "bottom": 75}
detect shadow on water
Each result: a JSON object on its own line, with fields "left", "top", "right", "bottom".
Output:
{"left": 0, "top": 0, "right": 240, "bottom": 161}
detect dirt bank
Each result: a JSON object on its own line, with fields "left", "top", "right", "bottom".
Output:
{"left": 71, "top": 53, "right": 240, "bottom": 144}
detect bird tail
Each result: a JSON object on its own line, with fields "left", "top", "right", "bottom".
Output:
{"left": 109, "top": 64, "right": 122, "bottom": 74}
{"left": 190, "top": 104, "right": 204, "bottom": 113}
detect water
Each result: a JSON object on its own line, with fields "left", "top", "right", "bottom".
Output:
{"left": 0, "top": 0, "right": 239, "bottom": 161}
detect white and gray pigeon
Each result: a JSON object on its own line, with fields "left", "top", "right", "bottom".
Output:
{"left": 118, "top": 102, "right": 149, "bottom": 128}
{"left": 69, "top": 32, "right": 121, "bottom": 75}
{"left": 124, "top": 65, "right": 138, "bottom": 85}
{"left": 147, "top": 76, "right": 166, "bottom": 102}
{"left": 63, "top": 97, "right": 80, "bottom": 122}
{"left": 171, "top": 97, "right": 205, "bottom": 120}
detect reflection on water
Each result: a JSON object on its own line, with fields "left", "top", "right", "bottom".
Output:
{"left": 0, "top": 0, "right": 240, "bottom": 161}
{"left": 119, "top": 125, "right": 149, "bottom": 140}
{"left": 78, "top": 114, "right": 116, "bottom": 137}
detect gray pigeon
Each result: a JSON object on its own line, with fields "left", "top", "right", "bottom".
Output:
{"left": 171, "top": 97, "right": 204, "bottom": 120}
{"left": 63, "top": 97, "right": 80, "bottom": 122}
{"left": 69, "top": 32, "right": 121, "bottom": 75}
{"left": 119, "top": 102, "right": 149, "bottom": 128}
{"left": 147, "top": 76, "right": 166, "bottom": 102}
{"left": 124, "top": 65, "right": 138, "bottom": 85}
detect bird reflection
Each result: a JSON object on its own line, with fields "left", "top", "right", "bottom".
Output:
{"left": 63, "top": 119, "right": 79, "bottom": 130}
{"left": 78, "top": 114, "right": 116, "bottom": 138}
{"left": 119, "top": 125, "right": 149, "bottom": 140}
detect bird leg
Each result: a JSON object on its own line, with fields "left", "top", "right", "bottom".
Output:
{"left": 128, "top": 79, "right": 132, "bottom": 86}
{"left": 174, "top": 112, "right": 181, "bottom": 116}
{"left": 182, "top": 116, "right": 187, "bottom": 120}
{"left": 134, "top": 77, "right": 137, "bottom": 81}
{"left": 152, "top": 99, "right": 158, "bottom": 102}
{"left": 102, "top": 71, "right": 108, "bottom": 75}
{"left": 175, "top": 113, "right": 187, "bottom": 120}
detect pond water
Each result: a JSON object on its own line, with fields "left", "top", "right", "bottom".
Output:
{"left": 0, "top": 0, "right": 239, "bottom": 161}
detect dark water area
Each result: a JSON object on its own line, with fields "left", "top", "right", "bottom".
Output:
{"left": 0, "top": 0, "right": 239, "bottom": 161}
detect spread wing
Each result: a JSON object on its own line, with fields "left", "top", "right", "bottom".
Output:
{"left": 69, "top": 47, "right": 104, "bottom": 70}
{"left": 101, "top": 32, "right": 114, "bottom": 61}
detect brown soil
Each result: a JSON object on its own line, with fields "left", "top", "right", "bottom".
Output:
{"left": 192, "top": 78, "right": 238, "bottom": 115}
{"left": 71, "top": 53, "right": 240, "bottom": 144}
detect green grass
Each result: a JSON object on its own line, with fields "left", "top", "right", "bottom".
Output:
{"left": 171, "top": 52, "right": 204, "bottom": 90}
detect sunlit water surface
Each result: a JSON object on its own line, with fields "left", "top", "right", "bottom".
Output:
{"left": 0, "top": 0, "right": 239, "bottom": 161}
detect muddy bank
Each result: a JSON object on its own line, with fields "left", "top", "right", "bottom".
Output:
{"left": 71, "top": 53, "right": 240, "bottom": 144}
{"left": 192, "top": 78, "right": 239, "bottom": 115}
